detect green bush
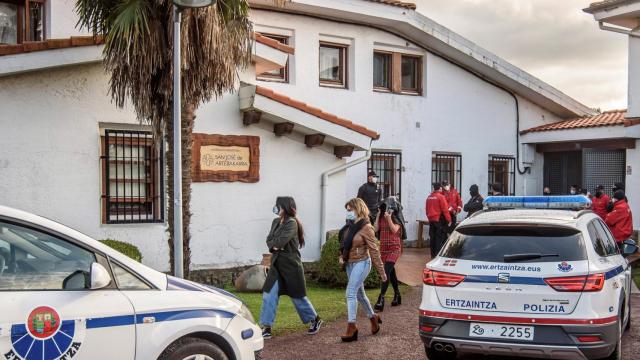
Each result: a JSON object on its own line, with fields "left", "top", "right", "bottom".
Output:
{"left": 100, "top": 239, "right": 142, "bottom": 262}
{"left": 317, "top": 233, "right": 381, "bottom": 288}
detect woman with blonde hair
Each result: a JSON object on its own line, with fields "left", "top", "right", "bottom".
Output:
{"left": 338, "top": 198, "right": 387, "bottom": 342}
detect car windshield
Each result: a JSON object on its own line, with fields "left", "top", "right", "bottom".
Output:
{"left": 440, "top": 225, "right": 586, "bottom": 263}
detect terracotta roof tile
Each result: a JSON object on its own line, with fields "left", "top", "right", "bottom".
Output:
{"left": 255, "top": 86, "right": 380, "bottom": 140}
{"left": 366, "top": 0, "right": 416, "bottom": 10}
{"left": 521, "top": 109, "right": 637, "bottom": 134}
{"left": 253, "top": 32, "right": 295, "bottom": 55}
{"left": 0, "top": 36, "right": 104, "bottom": 57}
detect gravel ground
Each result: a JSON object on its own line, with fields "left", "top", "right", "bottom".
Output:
{"left": 261, "top": 287, "right": 640, "bottom": 360}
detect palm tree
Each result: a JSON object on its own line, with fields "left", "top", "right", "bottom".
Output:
{"left": 75, "top": 0, "right": 253, "bottom": 278}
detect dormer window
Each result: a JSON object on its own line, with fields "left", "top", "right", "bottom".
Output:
{"left": 0, "top": 0, "right": 46, "bottom": 45}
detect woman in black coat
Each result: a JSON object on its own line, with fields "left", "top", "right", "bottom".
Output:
{"left": 259, "top": 197, "right": 322, "bottom": 339}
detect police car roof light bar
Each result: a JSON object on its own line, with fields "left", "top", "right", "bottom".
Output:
{"left": 484, "top": 195, "right": 591, "bottom": 210}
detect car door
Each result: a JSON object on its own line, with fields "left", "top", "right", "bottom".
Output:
{"left": 594, "top": 219, "right": 632, "bottom": 316}
{"left": 0, "top": 219, "right": 136, "bottom": 360}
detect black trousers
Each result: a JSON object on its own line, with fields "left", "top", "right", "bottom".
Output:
{"left": 429, "top": 221, "right": 448, "bottom": 258}
{"left": 380, "top": 262, "right": 399, "bottom": 296}
{"left": 447, "top": 214, "right": 458, "bottom": 235}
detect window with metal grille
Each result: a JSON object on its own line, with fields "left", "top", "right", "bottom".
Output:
{"left": 101, "top": 129, "right": 164, "bottom": 224}
{"left": 488, "top": 155, "right": 515, "bottom": 195}
{"left": 432, "top": 153, "right": 462, "bottom": 191}
{"left": 582, "top": 149, "right": 626, "bottom": 197}
{"left": 368, "top": 151, "right": 402, "bottom": 201}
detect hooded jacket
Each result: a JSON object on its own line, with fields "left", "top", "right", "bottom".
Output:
{"left": 605, "top": 199, "right": 633, "bottom": 243}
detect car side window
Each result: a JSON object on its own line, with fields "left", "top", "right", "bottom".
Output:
{"left": 595, "top": 220, "right": 619, "bottom": 256}
{"left": 587, "top": 222, "right": 607, "bottom": 257}
{"left": 111, "top": 261, "right": 152, "bottom": 290}
{"left": 0, "top": 221, "right": 95, "bottom": 291}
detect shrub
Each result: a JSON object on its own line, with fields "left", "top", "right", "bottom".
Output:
{"left": 317, "top": 233, "right": 381, "bottom": 288}
{"left": 100, "top": 239, "right": 142, "bottom": 262}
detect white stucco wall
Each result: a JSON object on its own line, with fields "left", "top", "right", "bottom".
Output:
{"left": 47, "top": 0, "right": 91, "bottom": 39}
{"left": 252, "top": 10, "right": 564, "bottom": 240}
{"left": 629, "top": 34, "right": 640, "bottom": 118}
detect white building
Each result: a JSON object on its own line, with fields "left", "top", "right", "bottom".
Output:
{"left": 0, "top": 0, "right": 616, "bottom": 274}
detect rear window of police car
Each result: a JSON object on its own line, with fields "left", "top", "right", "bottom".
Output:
{"left": 441, "top": 225, "right": 586, "bottom": 263}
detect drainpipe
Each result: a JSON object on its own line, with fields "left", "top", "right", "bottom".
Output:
{"left": 320, "top": 142, "right": 373, "bottom": 251}
{"left": 598, "top": 22, "right": 640, "bottom": 38}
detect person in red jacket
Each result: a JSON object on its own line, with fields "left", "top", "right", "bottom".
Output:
{"left": 426, "top": 183, "right": 452, "bottom": 258}
{"left": 442, "top": 180, "right": 462, "bottom": 234}
{"left": 592, "top": 185, "right": 611, "bottom": 220}
{"left": 605, "top": 190, "right": 633, "bottom": 244}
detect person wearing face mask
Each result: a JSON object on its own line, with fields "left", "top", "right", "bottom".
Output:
{"left": 568, "top": 185, "right": 578, "bottom": 196}
{"left": 463, "top": 184, "right": 484, "bottom": 217}
{"left": 260, "top": 197, "right": 323, "bottom": 340}
{"left": 373, "top": 198, "right": 403, "bottom": 312}
{"left": 543, "top": 186, "right": 551, "bottom": 196}
{"left": 426, "top": 183, "right": 452, "bottom": 258}
{"left": 592, "top": 185, "right": 610, "bottom": 220}
{"left": 357, "top": 171, "right": 382, "bottom": 222}
{"left": 607, "top": 182, "right": 628, "bottom": 213}
{"left": 442, "top": 180, "right": 462, "bottom": 234}
{"left": 605, "top": 190, "right": 633, "bottom": 245}
{"left": 338, "top": 198, "right": 386, "bottom": 342}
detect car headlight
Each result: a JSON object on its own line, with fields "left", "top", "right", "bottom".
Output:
{"left": 238, "top": 303, "right": 256, "bottom": 325}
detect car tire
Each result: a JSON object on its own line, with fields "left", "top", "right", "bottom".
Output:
{"left": 624, "top": 298, "right": 631, "bottom": 332}
{"left": 425, "top": 345, "right": 457, "bottom": 360}
{"left": 159, "top": 337, "right": 229, "bottom": 360}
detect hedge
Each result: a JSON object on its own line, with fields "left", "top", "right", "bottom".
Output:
{"left": 100, "top": 239, "right": 142, "bottom": 262}
{"left": 316, "top": 233, "right": 381, "bottom": 288}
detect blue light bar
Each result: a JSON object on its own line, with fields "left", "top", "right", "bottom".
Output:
{"left": 484, "top": 196, "right": 591, "bottom": 210}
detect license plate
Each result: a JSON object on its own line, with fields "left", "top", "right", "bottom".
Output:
{"left": 469, "top": 323, "right": 534, "bottom": 341}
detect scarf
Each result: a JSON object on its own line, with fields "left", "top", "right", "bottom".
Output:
{"left": 340, "top": 218, "right": 367, "bottom": 262}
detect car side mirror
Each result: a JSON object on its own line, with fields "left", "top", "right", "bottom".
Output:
{"left": 90, "top": 262, "right": 112, "bottom": 289}
{"left": 622, "top": 239, "right": 638, "bottom": 257}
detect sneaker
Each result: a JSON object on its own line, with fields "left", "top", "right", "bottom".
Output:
{"left": 262, "top": 327, "right": 273, "bottom": 340}
{"left": 307, "top": 316, "right": 323, "bottom": 335}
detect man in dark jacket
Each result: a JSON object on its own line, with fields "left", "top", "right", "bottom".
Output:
{"left": 357, "top": 170, "right": 381, "bottom": 221}
{"left": 464, "top": 184, "right": 484, "bottom": 217}
{"left": 426, "top": 183, "right": 452, "bottom": 258}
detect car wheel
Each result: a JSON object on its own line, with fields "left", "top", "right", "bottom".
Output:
{"left": 624, "top": 298, "right": 631, "bottom": 332}
{"left": 425, "top": 345, "right": 457, "bottom": 360}
{"left": 159, "top": 337, "right": 229, "bottom": 360}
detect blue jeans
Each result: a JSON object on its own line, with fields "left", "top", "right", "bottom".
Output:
{"left": 259, "top": 280, "right": 318, "bottom": 327}
{"left": 346, "top": 258, "right": 375, "bottom": 323}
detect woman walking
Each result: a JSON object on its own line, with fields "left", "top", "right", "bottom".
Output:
{"left": 373, "top": 198, "right": 403, "bottom": 312}
{"left": 339, "top": 198, "right": 387, "bottom": 342}
{"left": 260, "top": 197, "right": 323, "bottom": 339}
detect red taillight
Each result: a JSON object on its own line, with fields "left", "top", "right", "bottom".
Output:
{"left": 544, "top": 273, "right": 605, "bottom": 292}
{"left": 577, "top": 336, "right": 602, "bottom": 343}
{"left": 423, "top": 268, "right": 466, "bottom": 287}
{"left": 420, "top": 325, "right": 435, "bottom": 333}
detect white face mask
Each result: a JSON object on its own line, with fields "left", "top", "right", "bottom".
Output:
{"left": 346, "top": 211, "right": 357, "bottom": 221}
{"left": 444, "top": 186, "right": 451, "bottom": 191}
{"left": 273, "top": 206, "right": 280, "bottom": 215}
{"left": 372, "top": 177, "right": 379, "bottom": 183}
{"left": 570, "top": 190, "right": 576, "bottom": 195}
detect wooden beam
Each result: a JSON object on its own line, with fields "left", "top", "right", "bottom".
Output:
{"left": 242, "top": 110, "right": 262, "bottom": 126}
{"left": 304, "top": 134, "right": 325, "bottom": 148}
{"left": 536, "top": 138, "right": 636, "bottom": 153}
{"left": 334, "top": 145, "right": 354, "bottom": 159}
{"left": 273, "top": 122, "right": 294, "bottom": 137}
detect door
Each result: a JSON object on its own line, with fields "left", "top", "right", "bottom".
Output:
{"left": 543, "top": 151, "right": 582, "bottom": 195}
{"left": 582, "top": 149, "right": 626, "bottom": 197}
{"left": 0, "top": 219, "right": 135, "bottom": 360}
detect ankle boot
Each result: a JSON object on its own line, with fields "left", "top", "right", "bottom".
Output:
{"left": 374, "top": 294, "right": 385, "bottom": 312}
{"left": 391, "top": 292, "right": 401, "bottom": 306}
{"left": 370, "top": 314, "right": 382, "bottom": 335}
{"left": 341, "top": 323, "right": 358, "bottom": 342}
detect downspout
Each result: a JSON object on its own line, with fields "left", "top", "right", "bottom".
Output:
{"left": 598, "top": 22, "right": 640, "bottom": 37}
{"left": 320, "top": 141, "right": 373, "bottom": 251}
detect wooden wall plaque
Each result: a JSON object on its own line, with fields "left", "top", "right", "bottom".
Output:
{"left": 192, "top": 134, "right": 260, "bottom": 183}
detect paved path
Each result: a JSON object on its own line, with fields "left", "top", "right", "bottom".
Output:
{"left": 262, "top": 287, "right": 640, "bottom": 359}
{"left": 396, "top": 248, "right": 431, "bottom": 286}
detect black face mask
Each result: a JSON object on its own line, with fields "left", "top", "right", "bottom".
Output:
{"left": 595, "top": 191, "right": 603, "bottom": 198}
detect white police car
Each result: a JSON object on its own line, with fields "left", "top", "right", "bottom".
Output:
{"left": 419, "top": 196, "right": 638, "bottom": 360}
{"left": 0, "top": 205, "right": 263, "bottom": 360}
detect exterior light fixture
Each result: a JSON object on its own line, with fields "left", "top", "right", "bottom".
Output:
{"left": 173, "top": 0, "right": 215, "bottom": 8}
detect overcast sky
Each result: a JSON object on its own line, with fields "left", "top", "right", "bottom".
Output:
{"left": 414, "top": 0, "right": 628, "bottom": 111}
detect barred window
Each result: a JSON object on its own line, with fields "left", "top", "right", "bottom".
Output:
{"left": 101, "top": 129, "right": 164, "bottom": 224}
{"left": 432, "top": 153, "right": 462, "bottom": 191}
{"left": 488, "top": 155, "right": 515, "bottom": 195}
{"left": 368, "top": 151, "right": 402, "bottom": 201}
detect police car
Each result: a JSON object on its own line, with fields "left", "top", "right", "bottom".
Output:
{"left": 419, "top": 196, "right": 638, "bottom": 360}
{"left": 0, "top": 205, "right": 263, "bottom": 360}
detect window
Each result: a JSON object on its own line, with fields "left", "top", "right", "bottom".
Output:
{"left": 587, "top": 222, "right": 607, "bottom": 257}
{"left": 0, "top": 221, "right": 96, "bottom": 291}
{"left": 257, "top": 33, "right": 289, "bottom": 82}
{"left": 0, "top": 0, "right": 45, "bottom": 45}
{"left": 594, "top": 220, "right": 619, "bottom": 256}
{"left": 432, "top": 153, "right": 462, "bottom": 191}
{"left": 101, "top": 129, "right": 164, "bottom": 224}
{"left": 488, "top": 155, "right": 515, "bottom": 195}
{"left": 401, "top": 55, "right": 421, "bottom": 93}
{"left": 319, "top": 42, "right": 347, "bottom": 87}
{"left": 111, "top": 261, "right": 152, "bottom": 290}
{"left": 373, "top": 51, "right": 392, "bottom": 91}
{"left": 368, "top": 151, "right": 402, "bottom": 201}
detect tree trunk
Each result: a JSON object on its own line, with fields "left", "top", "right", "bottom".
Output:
{"left": 166, "top": 102, "right": 196, "bottom": 278}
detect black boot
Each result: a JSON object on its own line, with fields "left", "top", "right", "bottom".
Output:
{"left": 374, "top": 294, "right": 385, "bottom": 312}
{"left": 391, "top": 292, "right": 401, "bottom": 306}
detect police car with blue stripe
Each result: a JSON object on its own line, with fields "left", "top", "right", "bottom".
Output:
{"left": 0, "top": 206, "right": 262, "bottom": 360}
{"left": 419, "top": 196, "right": 638, "bottom": 360}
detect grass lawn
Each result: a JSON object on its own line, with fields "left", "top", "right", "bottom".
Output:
{"left": 226, "top": 282, "right": 406, "bottom": 335}
{"left": 633, "top": 264, "right": 640, "bottom": 290}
